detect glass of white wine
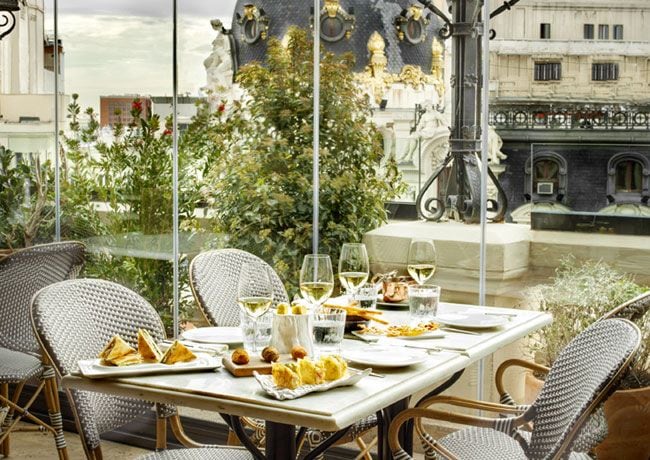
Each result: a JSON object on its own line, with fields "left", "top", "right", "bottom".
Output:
{"left": 300, "top": 254, "right": 334, "bottom": 309}
{"left": 338, "top": 243, "right": 370, "bottom": 300}
{"left": 407, "top": 239, "right": 437, "bottom": 285}
{"left": 237, "top": 261, "right": 274, "bottom": 353}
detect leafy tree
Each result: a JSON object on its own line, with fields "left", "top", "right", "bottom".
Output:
{"left": 203, "top": 27, "right": 405, "bottom": 293}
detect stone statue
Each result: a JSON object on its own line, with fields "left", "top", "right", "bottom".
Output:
{"left": 399, "top": 102, "right": 448, "bottom": 164}
{"left": 487, "top": 126, "right": 508, "bottom": 165}
{"left": 203, "top": 19, "right": 234, "bottom": 96}
{"left": 379, "top": 121, "right": 397, "bottom": 165}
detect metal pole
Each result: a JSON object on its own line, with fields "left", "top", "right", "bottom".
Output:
{"left": 53, "top": 0, "right": 60, "bottom": 241}
{"left": 172, "top": 0, "right": 180, "bottom": 338}
{"left": 478, "top": 0, "right": 491, "bottom": 405}
{"left": 312, "top": 0, "right": 320, "bottom": 254}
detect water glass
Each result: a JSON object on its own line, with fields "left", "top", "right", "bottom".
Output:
{"left": 240, "top": 310, "right": 273, "bottom": 352}
{"left": 408, "top": 284, "right": 441, "bottom": 322}
{"left": 356, "top": 283, "right": 378, "bottom": 309}
{"left": 312, "top": 309, "right": 346, "bottom": 355}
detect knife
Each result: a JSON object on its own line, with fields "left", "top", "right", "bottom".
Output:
{"left": 398, "top": 343, "right": 470, "bottom": 356}
{"left": 439, "top": 327, "right": 481, "bottom": 336}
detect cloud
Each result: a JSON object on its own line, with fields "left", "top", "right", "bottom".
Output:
{"left": 48, "top": 0, "right": 238, "bottom": 19}
{"left": 59, "top": 14, "right": 223, "bottom": 111}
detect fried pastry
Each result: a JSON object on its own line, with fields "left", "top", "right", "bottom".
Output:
{"left": 272, "top": 362, "right": 301, "bottom": 389}
{"left": 160, "top": 340, "right": 196, "bottom": 365}
{"left": 98, "top": 335, "right": 138, "bottom": 366}
{"left": 298, "top": 358, "right": 324, "bottom": 385}
{"left": 319, "top": 355, "right": 347, "bottom": 380}
{"left": 137, "top": 329, "right": 163, "bottom": 363}
{"left": 111, "top": 352, "right": 143, "bottom": 366}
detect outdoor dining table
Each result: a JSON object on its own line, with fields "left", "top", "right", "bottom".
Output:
{"left": 62, "top": 302, "right": 552, "bottom": 460}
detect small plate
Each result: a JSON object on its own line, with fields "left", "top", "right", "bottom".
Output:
{"left": 432, "top": 313, "right": 507, "bottom": 330}
{"left": 341, "top": 346, "right": 428, "bottom": 368}
{"left": 376, "top": 301, "right": 409, "bottom": 310}
{"left": 77, "top": 354, "right": 221, "bottom": 379}
{"left": 181, "top": 327, "right": 243, "bottom": 345}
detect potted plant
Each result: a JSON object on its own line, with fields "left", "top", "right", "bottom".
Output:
{"left": 526, "top": 257, "right": 649, "bottom": 459}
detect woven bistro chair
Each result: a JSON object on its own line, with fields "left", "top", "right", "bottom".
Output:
{"left": 0, "top": 241, "right": 85, "bottom": 459}
{"left": 30, "top": 278, "right": 254, "bottom": 460}
{"left": 189, "top": 249, "right": 378, "bottom": 459}
{"left": 388, "top": 318, "right": 641, "bottom": 460}
{"left": 493, "top": 290, "right": 650, "bottom": 456}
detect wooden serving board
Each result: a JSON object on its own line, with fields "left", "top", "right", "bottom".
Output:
{"left": 222, "top": 353, "right": 294, "bottom": 377}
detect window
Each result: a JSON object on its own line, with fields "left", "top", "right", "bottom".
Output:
{"left": 524, "top": 152, "right": 568, "bottom": 203}
{"left": 534, "top": 62, "right": 561, "bottom": 81}
{"left": 592, "top": 63, "right": 619, "bottom": 81}
{"left": 583, "top": 24, "right": 594, "bottom": 39}
{"left": 615, "top": 160, "right": 643, "bottom": 193}
{"left": 598, "top": 24, "right": 609, "bottom": 40}
{"left": 613, "top": 25, "right": 624, "bottom": 40}
{"left": 540, "top": 23, "right": 551, "bottom": 39}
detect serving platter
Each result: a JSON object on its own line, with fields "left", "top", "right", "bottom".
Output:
{"left": 77, "top": 353, "right": 221, "bottom": 379}
{"left": 432, "top": 313, "right": 507, "bottom": 330}
{"left": 341, "top": 346, "right": 428, "bottom": 368}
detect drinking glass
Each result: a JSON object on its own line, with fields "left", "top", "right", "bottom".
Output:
{"left": 408, "top": 284, "right": 441, "bottom": 322}
{"left": 239, "top": 310, "right": 272, "bottom": 352}
{"left": 407, "top": 239, "right": 437, "bottom": 285}
{"left": 356, "top": 283, "right": 378, "bottom": 309}
{"left": 338, "top": 243, "right": 369, "bottom": 299}
{"left": 300, "top": 254, "right": 334, "bottom": 309}
{"left": 312, "top": 309, "right": 346, "bottom": 355}
{"left": 237, "top": 261, "right": 273, "bottom": 353}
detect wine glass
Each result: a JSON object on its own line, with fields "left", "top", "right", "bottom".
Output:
{"left": 300, "top": 254, "right": 334, "bottom": 310}
{"left": 407, "top": 239, "right": 437, "bottom": 285}
{"left": 338, "top": 243, "right": 369, "bottom": 300}
{"left": 237, "top": 261, "right": 274, "bottom": 353}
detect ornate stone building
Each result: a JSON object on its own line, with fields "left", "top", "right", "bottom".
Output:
{"left": 488, "top": 0, "right": 650, "bottom": 223}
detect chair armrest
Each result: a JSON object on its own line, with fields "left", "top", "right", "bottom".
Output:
{"left": 416, "top": 395, "right": 529, "bottom": 416}
{"left": 388, "top": 407, "right": 520, "bottom": 460}
{"left": 495, "top": 358, "right": 550, "bottom": 399}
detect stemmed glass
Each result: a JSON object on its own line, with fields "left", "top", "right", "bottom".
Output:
{"left": 407, "top": 239, "right": 437, "bottom": 285}
{"left": 338, "top": 243, "right": 369, "bottom": 300}
{"left": 299, "top": 254, "right": 334, "bottom": 310}
{"left": 237, "top": 261, "right": 274, "bottom": 353}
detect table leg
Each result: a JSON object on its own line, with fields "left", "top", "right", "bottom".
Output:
{"left": 378, "top": 398, "right": 411, "bottom": 460}
{"left": 221, "top": 414, "right": 265, "bottom": 460}
{"left": 266, "top": 421, "right": 296, "bottom": 460}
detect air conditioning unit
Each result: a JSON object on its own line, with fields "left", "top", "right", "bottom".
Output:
{"left": 537, "top": 182, "right": 554, "bottom": 195}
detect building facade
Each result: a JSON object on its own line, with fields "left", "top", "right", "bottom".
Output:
{"left": 488, "top": 0, "right": 650, "bottom": 223}
{"left": 99, "top": 96, "right": 152, "bottom": 127}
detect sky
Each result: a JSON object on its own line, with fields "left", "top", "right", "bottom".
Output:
{"left": 43, "top": 1, "right": 238, "bottom": 110}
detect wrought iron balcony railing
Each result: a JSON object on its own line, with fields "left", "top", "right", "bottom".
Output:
{"left": 489, "top": 104, "right": 650, "bottom": 131}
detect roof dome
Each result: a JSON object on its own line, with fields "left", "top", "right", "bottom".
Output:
{"left": 230, "top": 0, "right": 444, "bottom": 74}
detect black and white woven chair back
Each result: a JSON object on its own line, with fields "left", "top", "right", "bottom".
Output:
{"left": 527, "top": 318, "right": 640, "bottom": 460}
{"left": 601, "top": 290, "right": 650, "bottom": 323}
{"left": 30, "top": 278, "right": 167, "bottom": 452}
{"left": 0, "top": 241, "right": 85, "bottom": 355}
{"left": 190, "top": 249, "right": 289, "bottom": 327}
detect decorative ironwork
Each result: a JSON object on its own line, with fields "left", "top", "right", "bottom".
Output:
{"left": 489, "top": 104, "right": 650, "bottom": 131}
{"left": 0, "top": 10, "right": 17, "bottom": 41}
{"left": 415, "top": 0, "right": 508, "bottom": 223}
{"left": 416, "top": 0, "right": 453, "bottom": 39}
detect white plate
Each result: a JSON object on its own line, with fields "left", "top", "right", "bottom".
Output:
{"left": 181, "top": 327, "right": 243, "bottom": 345}
{"left": 77, "top": 354, "right": 221, "bottom": 379}
{"left": 363, "top": 330, "right": 446, "bottom": 340}
{"left": 432, "top": 313, "right": 507, "bottom": 330}
{"left": 341, "top": 346, "right": 428, "bottom": 368}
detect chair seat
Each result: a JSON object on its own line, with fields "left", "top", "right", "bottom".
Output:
{"left": 437, "top": 427, "right": 528, "bottom": 460}
{"left": 0, "top": 347, "right": 42, "bottom": 383}
{"left": 516, "top": 432, "right": 591, "bottom": 460}
{"left": 137, "top": 447, "right": 254, "bottom": 459}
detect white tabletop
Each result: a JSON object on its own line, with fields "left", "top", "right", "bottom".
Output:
{"left": 62, "top": 303, "right": 551, "bottom": 432}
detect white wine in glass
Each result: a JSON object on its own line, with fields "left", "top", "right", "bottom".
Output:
{"left": 300, "top": 255, "right": 334, "bottom": 308}
{"left": 237, "top": 261, "right": 274, "bottom": 352}
{"left": 407, "top": 239, "right": 437, "bottom": 285}
{"left": 338, "top": 243, "right": 369, "bottom": 297}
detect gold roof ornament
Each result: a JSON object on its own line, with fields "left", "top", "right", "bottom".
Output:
{"left": 367, "top": 31, "right": 388, "bottom": 78}
{"left": 431, "top": 39, "right": 445, "bottom": 99}
{"left": 324, "top": 0, "right": 340, "bottom": 18}
{"left": 409, "top": 5, "right": 423, "bottom": 21}
{"left": 243, "top": 4, "right": 256, "bottom": 21}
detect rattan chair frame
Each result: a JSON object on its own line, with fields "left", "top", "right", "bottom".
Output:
{"left": 390, "top": 318, "right": 641, "bottom": 460}
{"left": 0, "top": 241, "right": 86, "bottom": 459}
{"left": 30, "top": 278, "right": 249, "bottom": 460}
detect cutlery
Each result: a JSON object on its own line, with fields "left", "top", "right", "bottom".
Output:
{"left": 398, "top": 343, "right": 470, "bottom": 356}
{"left": 160, "top": 340, "right": 225, "bottom": 355}
{"left": 350, "top": 331, "right": 379, "bottom": 343}
{"left": 349, "top": 366, "right": 384, "bottom": 378}
{"left": 439, "top": 327, "right": 481, "bottom": 336}
{"left": 483, "top": 312, "right": 517, "bottom": 318}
